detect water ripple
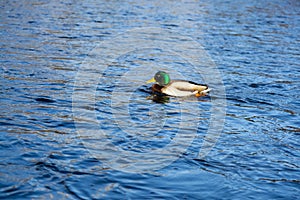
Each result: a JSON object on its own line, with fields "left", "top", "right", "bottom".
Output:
{"left": 1, "top": 0, "right": 299, "bottom": 199}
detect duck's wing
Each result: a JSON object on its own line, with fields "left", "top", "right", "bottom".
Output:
{"left": 170, "top": 80, "right": 208, "bottom": 91}
{"left": 161, "top": 80, "right": 210, "bottom": 97}
{"left": 161, "top": 85, "right": 198, "bottom": 97}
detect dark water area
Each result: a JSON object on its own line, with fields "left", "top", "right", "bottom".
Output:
{"left": 1, "top": 0, "right": 300, "bottom": 199}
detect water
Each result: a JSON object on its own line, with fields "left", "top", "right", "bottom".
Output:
{"left": 1, "top": 0, "right": 299, "bottom": 199}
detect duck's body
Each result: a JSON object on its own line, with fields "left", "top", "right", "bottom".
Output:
{"left": 147, "top": 71, "right": 210, "bottom": 97}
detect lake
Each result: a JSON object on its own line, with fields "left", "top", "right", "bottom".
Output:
{"left": 1, "top": 0, "right": 299, "bottom": 199}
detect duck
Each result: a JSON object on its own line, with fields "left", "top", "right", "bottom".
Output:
{"left": 146, "top": 71, "right": 210, "bottom": 97}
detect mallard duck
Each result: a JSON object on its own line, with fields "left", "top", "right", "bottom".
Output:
{"left": 146, "top": 71, "right": 210, "bottom": 97}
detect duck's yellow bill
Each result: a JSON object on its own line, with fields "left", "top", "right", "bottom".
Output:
{"left": 146, "top": 77, "right": 156, "bottom": 84}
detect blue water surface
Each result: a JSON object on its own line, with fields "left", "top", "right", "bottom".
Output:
{"left": 1, "top": 0, "right": 299, "bottom": 199}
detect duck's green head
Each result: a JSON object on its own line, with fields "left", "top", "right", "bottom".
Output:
{"left": 146, "top": 71, "right": 171, "bottom": 86}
